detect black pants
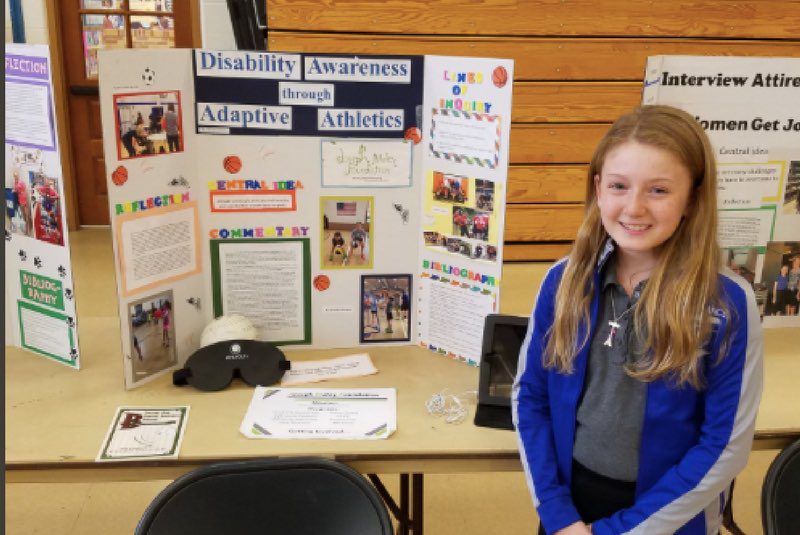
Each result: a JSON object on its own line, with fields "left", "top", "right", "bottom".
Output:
{"left": 537, "top": 460, "right": 636, "bottom": 535}
{"left": 121, "top": 131, "right": 137, "bottom": 157}
{"left": 167, "top": 134, "right": 180, "bottom": 152}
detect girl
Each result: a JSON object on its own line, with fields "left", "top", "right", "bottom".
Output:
{"left": 513, "top": 105, "right": 763, "bottom": 535}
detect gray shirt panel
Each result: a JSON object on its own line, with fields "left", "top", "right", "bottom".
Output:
{"left": 572, "top": 261, "right": 647, "bottom": 482}
{"left": 165, "top": 110, "right": 179, "bottom": 136}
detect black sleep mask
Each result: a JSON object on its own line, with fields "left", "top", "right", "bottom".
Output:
{"left": 173, "top": 339, "right": 291, "bottom": 391}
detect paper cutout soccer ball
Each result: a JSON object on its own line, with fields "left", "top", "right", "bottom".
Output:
{"left": 142, "top": 67, "right": 155, "bottom": 85}
{"left": 200, "top": 314, "right": 258, "bottom": 347}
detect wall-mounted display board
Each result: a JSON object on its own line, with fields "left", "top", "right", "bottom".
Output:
{"left": 5, "top": 43, "right": 81, "bottom": 368}
{"left": 99, "top": 49, "right": 513, "bottom": 388}
{"left": 644, "top": 56, "right": 800, "bottom": 328}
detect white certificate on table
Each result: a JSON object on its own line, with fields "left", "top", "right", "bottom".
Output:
{"left": 96, "top": 406, "right": 190, "bottom": 462}
{"left": 240, "top": 387, "right": 396, "bottom": 440}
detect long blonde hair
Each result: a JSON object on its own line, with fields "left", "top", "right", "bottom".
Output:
{"left": 545, "top": 105, "right": 727, "bottom": 388}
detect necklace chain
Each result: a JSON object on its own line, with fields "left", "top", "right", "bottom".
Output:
{"left": 610, "top": 295, "right": 635, "bottom": 323}
{"left": 604, "top": 295, "right": 635, "bottom": 348}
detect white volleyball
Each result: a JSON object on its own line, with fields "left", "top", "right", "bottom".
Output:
{"left": 200, "top": 314, "right": 258, "bottom": 347}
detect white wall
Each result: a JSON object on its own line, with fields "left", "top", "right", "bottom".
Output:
{"left": 200, "top": 0, "right": 235, "bottom": 50}
{"left": 4, "top": 0, "right": 49, "bottom": 44}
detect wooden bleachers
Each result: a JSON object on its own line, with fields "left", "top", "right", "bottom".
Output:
{"left": 264, "top": 0, "right": 800, "bottom": 261}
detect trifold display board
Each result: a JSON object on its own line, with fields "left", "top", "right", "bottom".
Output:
{"left": 99, "top": 49, "right": 514, "bottom": 388}
{"left": 644, "top": 56, "right": 800, "bottom": 329}
{"left": 5, "top": 43, "right": 80, "bottom": 368}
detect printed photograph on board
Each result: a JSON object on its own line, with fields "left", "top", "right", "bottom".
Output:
{"left": 5, "top": 146, "right": 64, "bottom": 245}
{"left": 30, "top": 171, "right": 65, "bottom": 245}
{"left": 432, "top": 171, "right": 468, "bottom": 204}
{"left": 320, "top": 197, "right": 374, "bottom": 269}
{"left": 360, "top": 274, "right": 412, "bottom": 343}
{"left": 725, "top": 247, "right": 758, "bottom": 286}
{"left": 783, "top": 160, "right": 800, "bottom": 215}
{"left": 475, "top": 178, "right": 495, "bottom": 212}
{"left": 6, "top": 169, "right": 35, "bottom": 239}
{"left": 757, "top": 242, "right": 800, "bottom": 318}
{"left": 6, "top": 146, "right": 40, "bottom": 239}
{"left": 422, "top": 170, "right": 500, "bottom": 263}
{"left": 127, "top": 289, "right": 177, "bottom": 384}
{"left": 724, "top": 242, "right": 800, "bottom": 327}
{"left": 113, "top": 91, "right": 184, "bottom": 159}
{"left": 423, "top": 231, "right": 443, "bottom": 246}
{"left": 452, "top": 207, "right": 490, "bottom": 242}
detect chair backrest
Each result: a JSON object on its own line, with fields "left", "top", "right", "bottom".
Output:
{"left": 762, "top": 439, "right": 800, "bottom": 535}
{"left": 136, "top": 457, "right": 393, "bottom": 535}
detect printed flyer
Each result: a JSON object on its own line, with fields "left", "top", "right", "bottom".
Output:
{"left": 99, "top": 49, "right": 513, "bottom": 388}
{"left": 5, "top": 43, "right": 80, "bottom": 367}
{"left": 643, "top": 56, "right": 800, "bottom": 328}
{"left": 240, "top": 387, "right": 396, "bottom": 440}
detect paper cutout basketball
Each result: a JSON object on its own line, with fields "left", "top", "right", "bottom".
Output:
{"left": 492, "top": 66, "right": 508, "bottom": 88}
{"left": 404, "top": 127, "right": 422, "bottom": 144}
{"left": 223, "top": 155, "right": 242, "bottom": 174}
{"left": 111, "top": 165, "right": 128, "bottom": 186}
{"left": 313, "top": 274, "right": 330, "bottom": 291}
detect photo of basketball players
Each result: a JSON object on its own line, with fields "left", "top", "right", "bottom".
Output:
{"left": 321, "top": 197, "right": 374, "bottom": 269}
{"left": 783, "top": 160, "right": 800, "bottom": 215}
{"left": 360, "top": 274, "right": 412, "bottom": 343}
{"left": 127, "top": 290, "right": 178, "bottom": 384}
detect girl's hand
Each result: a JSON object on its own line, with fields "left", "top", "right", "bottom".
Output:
{"left": 554, "top": 521, "right": 592, "bottom": 535}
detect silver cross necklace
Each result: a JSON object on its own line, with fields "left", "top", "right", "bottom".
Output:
{"left": 604, "top": 296, "right": 635, "bottom": 348}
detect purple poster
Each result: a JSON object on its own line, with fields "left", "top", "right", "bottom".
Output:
{"left": 5, "top": 53, "right": 57, "bottom": 151}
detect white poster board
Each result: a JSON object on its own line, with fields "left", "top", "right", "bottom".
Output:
{"left": 5, "top": 43, "right": 80, "bottom": 367}
{"left": 99, "top": 49, "right": 514, "bottom": 388}
{"left": 644, "top": 56, "right": 800, "bottom": 328}
{"left": 417, "top": 56, "right": 513, "bottom": 364}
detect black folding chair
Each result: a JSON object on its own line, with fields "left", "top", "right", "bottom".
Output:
{"left": 762, "top": 439, "right": 800, "bottom": 535}
{"left": 136, "top": 457, "right": 393, "bottom": 535}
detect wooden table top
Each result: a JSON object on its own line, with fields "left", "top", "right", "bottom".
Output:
{"left": 6, "top": 230, "right": 798, "bottom": 483}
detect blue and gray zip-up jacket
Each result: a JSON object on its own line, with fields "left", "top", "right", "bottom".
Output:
{"left": 512, "top": 247, "right": 763, "bottom": 535}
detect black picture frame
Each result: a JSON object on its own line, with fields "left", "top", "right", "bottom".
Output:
{"left": 359, "top": 274, "right": 412, "bottom": 344}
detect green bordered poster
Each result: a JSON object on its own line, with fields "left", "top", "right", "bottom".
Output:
{"left": 210, "top": 238, "right": 312, "bottom": 345}
{"left": 18, "top": 301, "right": 76, "bottom": 365}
